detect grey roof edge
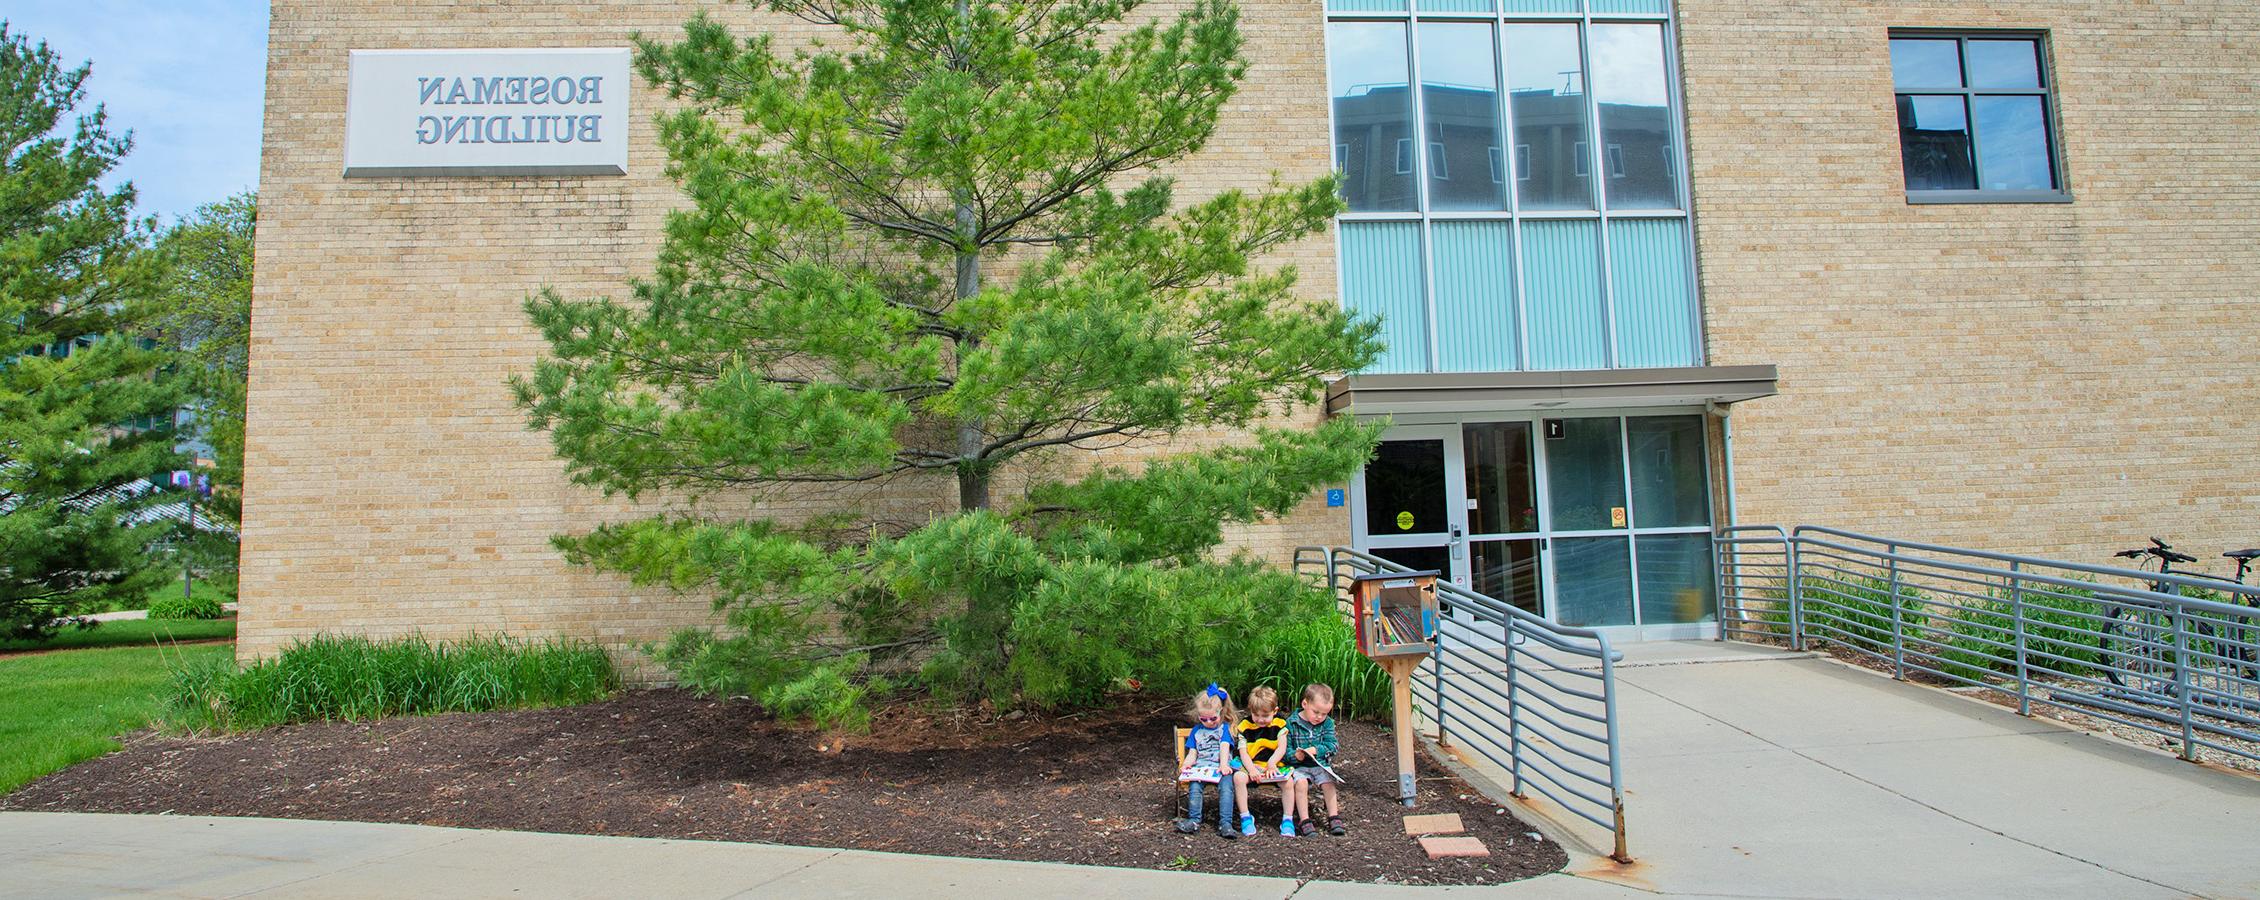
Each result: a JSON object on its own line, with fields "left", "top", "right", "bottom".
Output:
{"left": 1324, "top": 365, "right": 1780, "bottom": 415}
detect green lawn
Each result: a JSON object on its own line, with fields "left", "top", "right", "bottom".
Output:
{"left": 0, "top": 618, "right": 236, "bottom": 653}
{"left": 0, "top": 642, "right": 233, "bottom": 794}
{"left": 142, "top": 576, "right": 235, "bottom": 612}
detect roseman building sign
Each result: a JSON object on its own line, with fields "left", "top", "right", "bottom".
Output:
{"left": 344, "top": 48, "right": 631, "bottom": 177}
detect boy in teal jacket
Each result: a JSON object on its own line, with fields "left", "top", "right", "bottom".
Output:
{"left": 1282, "top": 683, "right": 1346, "bottom": 836}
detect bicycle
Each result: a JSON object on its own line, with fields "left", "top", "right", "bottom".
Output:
{"left": 2104, "top": 539, "right": 2260, "bottom": 697}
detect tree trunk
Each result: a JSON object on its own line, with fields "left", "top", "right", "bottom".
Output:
{"left": 958, "top": 462, "right": 989, "bottom": 511}
{"left": 953, "top": 203, "right": 988, "bottom": 512}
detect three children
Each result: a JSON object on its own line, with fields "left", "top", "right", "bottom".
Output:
{"left": 1177, "top": 682, "right": 1346, "bottom": 839}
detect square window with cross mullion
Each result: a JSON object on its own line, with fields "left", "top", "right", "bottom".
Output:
{"left": 1889, "top": 31, "right": 2067, "bottom": 202}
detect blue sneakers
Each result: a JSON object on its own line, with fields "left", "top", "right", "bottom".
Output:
{"left": 1279, "top": 818, "right": 1297, "bottom": 837}
{"left": 1239, "top": 813, "right": 1256, "bottom": 836}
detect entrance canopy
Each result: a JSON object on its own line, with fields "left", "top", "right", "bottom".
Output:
{"left": 1326, "top": 365, "right": 1778, "bottom": 417}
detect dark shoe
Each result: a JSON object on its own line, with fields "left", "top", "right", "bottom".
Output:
{"left": 1174, "top": 818, "right": 1199, "bottom": 834}
{"left": 1219, "top": 824, "right": 1240, "bottom": 840}
{"left": 1296, "top": 819, "right": 1316, "bottom": 836}
{"left": 1327, "top": 815, "right": 1347, "bottom": 836}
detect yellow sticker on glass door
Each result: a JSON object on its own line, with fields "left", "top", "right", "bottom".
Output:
{"left": 1395, "top": 511, "right": 1415, "bottom": 531}
{"left": 1610, "top": 507, "right": 1627, "bottom": 528}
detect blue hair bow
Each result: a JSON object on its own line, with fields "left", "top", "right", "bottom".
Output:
{"left": 1205, "top": 683, "right": 1229, "bottom": 702}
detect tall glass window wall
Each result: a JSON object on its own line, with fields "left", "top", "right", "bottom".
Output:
{"left": 1327, "top": 0, "right": 1700, "bottom": 374}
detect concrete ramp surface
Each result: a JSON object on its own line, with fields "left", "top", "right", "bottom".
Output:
{"left": 1470, "top": 641, "right": 2260, "bottom": 899}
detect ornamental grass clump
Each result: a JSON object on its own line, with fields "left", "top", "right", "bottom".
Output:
{"left": 1935, "top": 578, "right": 2111, "bottom": 681}
{"left": 1799, "top": 572, "right": 1933, "bottom": 652}
{"left": 165, "top": 633, "right": 618, "bottom": 732}
{"left": 1248, "top": 613, "right": 1391, "bottom": 722}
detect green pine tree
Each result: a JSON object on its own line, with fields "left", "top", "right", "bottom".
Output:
{"left": 0, "top": 24, "right": 185, "bottom": 638}
{"left": 514, "top": 0, "right": 1383, "bottom": 719}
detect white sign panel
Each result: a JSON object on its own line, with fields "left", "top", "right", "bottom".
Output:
{"left": 344, "top": 48, "right": 631, "bottom": 177}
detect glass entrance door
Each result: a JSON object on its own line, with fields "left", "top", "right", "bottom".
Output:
{"left": 1462, "top": 422, "right": 1543, "bottom": 632}
{"left": 1352, "top": 412, "right": 1720, "bottom": 642}
{"left": 1353, "top": 425, "right": 1463, "bottom": 584}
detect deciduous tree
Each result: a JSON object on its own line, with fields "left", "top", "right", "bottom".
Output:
{"left": 154, "top": 191, "right": 253, "bottom": 511}
{"left": 149, "top": 191, "right": 253, "bottom": 596}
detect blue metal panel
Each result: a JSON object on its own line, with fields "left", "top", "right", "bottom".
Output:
{"left": 1431, "top": 220, "right": 1519, "bottom": 372}
{"left": 1607, "top": 217, "right": 1701, "bottom": 368}
{"left": 1419, "top": 0, "right": 1495, "bottom": 11}
{"left": 1502, "top": 0, "right": 1580, "bottom": 13}
{"left": 1519, "top": 219, "right": 1607, "bottom": 370}
{"left": 1340, "top": 221, "right": 1430, "bottom": 373}
{"left": 1329, "top": 0, "right": 1409, "bottom": 11}
{"left": 1590, "top": 0, "right": 1669, "bottom": 14}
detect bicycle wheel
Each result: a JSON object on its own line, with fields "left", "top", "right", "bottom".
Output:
{"left": 2193, "top": 614, "right": 2260, "bottom": 691}
{"left": 2102, "top": 601, "right": 2180, "bottom": 698}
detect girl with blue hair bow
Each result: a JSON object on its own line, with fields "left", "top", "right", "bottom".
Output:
{"left": 1175, "top": 683, "right": 1241, "bottom": 838}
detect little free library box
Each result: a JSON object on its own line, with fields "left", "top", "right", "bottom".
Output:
{"left": 1347, "top": 570, "right": 1440, "bottom": 806}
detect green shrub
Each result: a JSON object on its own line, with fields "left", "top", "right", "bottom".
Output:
{"left": 760, "top": 656, "right": 884, "bottom": 732}
{"left": 1001, "top": 559, "right": 1336, "bottom": 711}
{"left": 147, "top": 593, "right": 225, "bottom": 621}
{"left": 648, "top": 509, "right": 1367, "bottom": 727}
{"left": 164, "top": 633, "right": 618, "bottom": 731}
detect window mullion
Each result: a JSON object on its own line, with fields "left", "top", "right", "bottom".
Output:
{"left": 1405, "top": 22, "right": 1442, "bottom": 372}
{"left": 1962, "top": 96, "right": 1988, "bottom": 191}
{"left": 1577, "top": 15, "right": 1620, "bottom": 368}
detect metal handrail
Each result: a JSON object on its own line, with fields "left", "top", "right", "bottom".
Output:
{"left": 1293, "top": 545, "right": 1630, "bottom": 862}
{"left": 1791, "top": 525, "right": 2260, "bottom": 613}
{"left": 1716, "top": 527, "right": 2260, "bottom": 765}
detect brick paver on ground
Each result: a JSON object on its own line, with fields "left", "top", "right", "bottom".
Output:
{"left": 1400, "top": 813, "right": 1464, "bottom": 835}
{"left": 1416, "top": 836, "right": 1491, "bottom": 860}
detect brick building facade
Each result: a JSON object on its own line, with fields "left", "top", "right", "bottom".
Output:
{"left": 241, "top": 0, "right": 2260, "bottom": 661}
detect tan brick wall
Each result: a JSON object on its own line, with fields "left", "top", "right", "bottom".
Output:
{"left": 1681, "top": 1, "right": 2260, "bottom": 569}
{"left": 252, "top": 0, "right": 2260, "bottom": 663}
{"left": 242, "top": 0, "right": 1351, "bottom": 668}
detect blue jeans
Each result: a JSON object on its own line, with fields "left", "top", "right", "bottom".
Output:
{"left": 1185, "top": 777, "right": 1236, "bottom": 827}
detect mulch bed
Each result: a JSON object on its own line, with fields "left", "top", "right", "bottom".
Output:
{"left": 1, "top": 689, "right": 1565, "bottom": 885}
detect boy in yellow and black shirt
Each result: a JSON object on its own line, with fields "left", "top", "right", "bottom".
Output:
{"left": 1230, "top": 685, "right": 1290, "bottom": 836}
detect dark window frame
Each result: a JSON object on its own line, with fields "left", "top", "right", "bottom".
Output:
{"left": 1890, "top": 29, "right": 2071, "bottom": 205}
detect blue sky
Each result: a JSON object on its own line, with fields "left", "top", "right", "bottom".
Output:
{"left": 12, "top": 2, "right": 270, "bottom": 226}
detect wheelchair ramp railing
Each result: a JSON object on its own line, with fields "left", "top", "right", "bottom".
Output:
{"left": 1294, "top": 546, "right": 1629, "bottom": 862}
{"left": 1716, "top": 526, "right": 2260, "bottom": 766}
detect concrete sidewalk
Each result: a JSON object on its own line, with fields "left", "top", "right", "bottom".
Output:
{"left": 0, "top": 812, "right": 1628, "bottom": 899}
{"left": 1450, "top": 642, "right": 2260, "bottom": 900}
